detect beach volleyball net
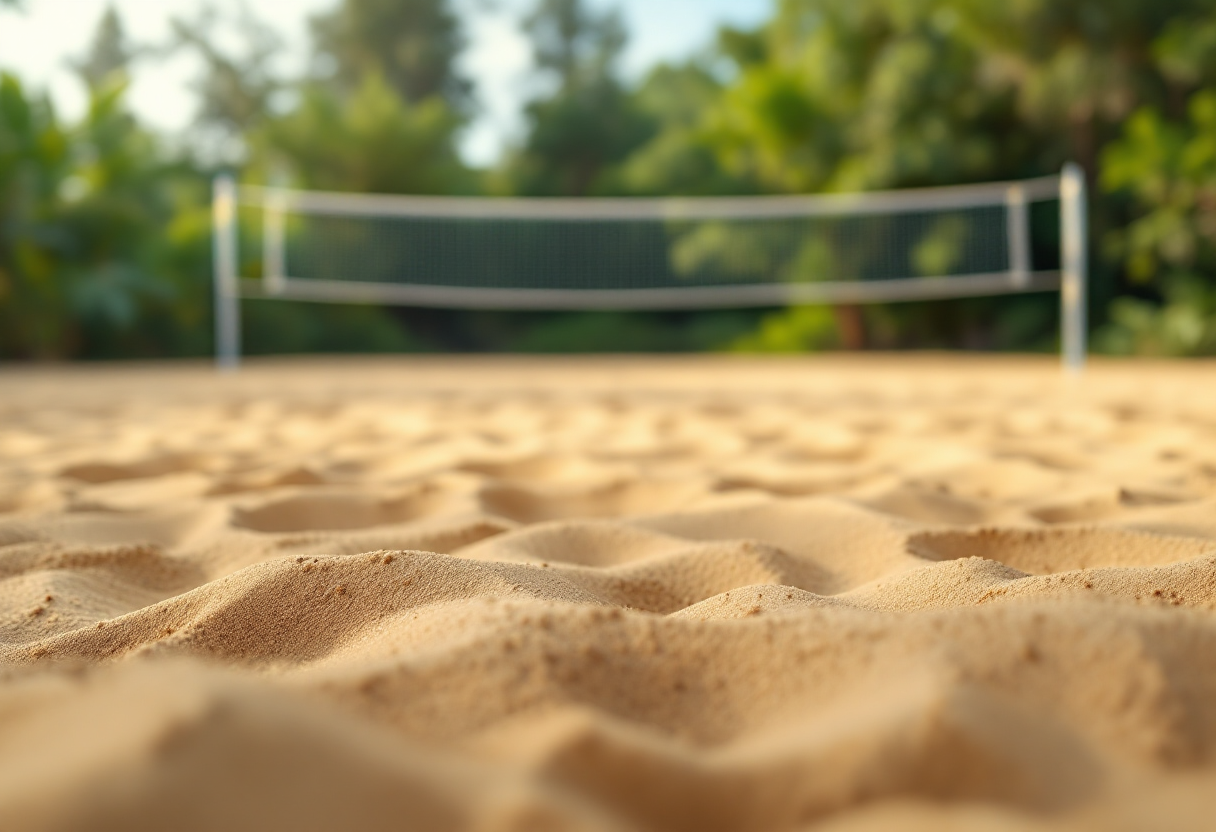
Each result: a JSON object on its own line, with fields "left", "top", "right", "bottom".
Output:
{"left": 213, "top": 165, "right": 1087, "bottom": 369}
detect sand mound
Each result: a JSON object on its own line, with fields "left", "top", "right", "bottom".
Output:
{"left": 2, "top": 356, "right": 1216, "bottom": 831}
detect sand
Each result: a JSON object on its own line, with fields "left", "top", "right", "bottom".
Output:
{"left": 1, "top": 355, "right": 1215, "bottom": 831}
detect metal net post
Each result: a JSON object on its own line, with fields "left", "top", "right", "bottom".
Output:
{"left": 212, "top": 175, "right": 241, "bottom": 370}
{"left": 1060, "top": 163, "right": 1088, "bottom": 375}
{"left": 263, "top": 187, "right": 288, "bottom": 296}
{"left": 1004, "top": 183, "right": 1030, "bottom": 288}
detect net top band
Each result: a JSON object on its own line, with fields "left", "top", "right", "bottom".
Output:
{"left": 236, "top": 174, "right": 1062, "bottom": 221}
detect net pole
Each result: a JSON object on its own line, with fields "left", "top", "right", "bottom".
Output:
{"left": 1060, "top": 163, "right": 1088, "bottom": 374}
{"left": 263, "top": 187, "right": 288, "bottom": 295}
{"left": 1004, "top": 183, "right": 1030, "bottom": 288}
{"left": 212, "top": 175, "right": 241, "bottom": 371}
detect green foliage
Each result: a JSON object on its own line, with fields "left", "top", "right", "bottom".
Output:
{"left": 1098, "top": 89, "right": 1216, "bottom": 355}
{"left": 503, "top": 0, "right": 650, "bottom": 196}
{"left": 716, "top": 26, "right": 768, "bottom": 69}
{"left": 614, "top": 63, "right": 749, "bottom": 196}
{"left": 1154, "top": 16, "right": 1216, "bottom": 86}
{"left": 311, "top": 0, "right": 471, "bottom": 110}
{"left": 509, "top": 311, "right": 680, "bottom": 352}
{"left": 1103, "top": 91, "right": 1216, "bottom": 283}
{"left": 912, "top": 216, "right": 969, "bottom": 277}
{"left": 729, "top": 306, "right": 839, "bottom": 353}
{"left": 0, "top": 74, "right": 72, "bottom": 357}
{"left": 684, "top": 0, "right": 1216, "bottom": 352}
{"left": 5, "top": 0, "right": 1216, "bottom": 359}
{"left": 255, "top": 72, "right": 471, "bottom": 194}
{"left": 71, "top": 5, "right": 135, "bottom": 92}
{"left": 242, "top": 70, "right": 472, "bottom": 353}
{"left": 670, "top": 222, "right": 781, "bottom": 279}
{"left": 0, "top": 1, "right": 466, "bottom": 360}
{"left": 1095, "top": 278, "right": 1216, "bottom": 356}
{"left": 169, "top": 4, "right": 286, "bottom": 163}
{"left": 524, "top": 0, "right": 626, "bottom": 88}
{"left": 507, "top": 310, "right": 758, "bottom": 353}
{"left": 702, "top": 0, "right": 1035, "bottom": 194}
{"left": 505, "top": 77, "right": 651, "bottom": 196}
{"left": 57, "top": 83, "right": 176, "bottom": 330}
{"left": 696, "top": 0, "right": 1215, "bottom": 192}
{"left": 0, "top": 74, "right": 190, "bottom": 359}
{"left": 240, "top": 300, "right": 426, "bottom": 356}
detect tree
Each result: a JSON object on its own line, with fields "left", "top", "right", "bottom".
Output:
{"left": 168, "top": 3, "right": 285, "bottom": 162}
{"left": 612, "top": 61, "right": 750, "bottom": 196}
{"left": 310, "top": 0, "right": 471, "bottom": 111}
{"left": 524, "top": 0, "right": 626, "bottom": 89}
{"left": 0, "top": 74, "right": 189, "bottom": 359}
{"left": 700, "top": 0, "right": 1038, "bottom": 195}
{"left": 71, "top": 5, "right": 136, "bottom": 92}
{"left": 0, "top": 74, "right": 72, "bottom": 357}
{"left": 687, "top": 0, "right": 1216, "bottom": 352}
{"left": 504, "top": 0, "right": 650, "bottom": 196}
{"left": 686, "top": 0, "right": 1035, "bottom": 347}
{"left": 953, "top": 0, "right": 1216, "bottom": 177}
{"left": 254, "top": 72, "right": 470, "bottom": 194}
{"left": 1096, "top": 89, "right": 1216, "bottom": 355}
{"left": 952, "top": 0, "right": 1216, "bottom": 355}
{"left": 508, "top": 78, "right": 651, "bottom": 196}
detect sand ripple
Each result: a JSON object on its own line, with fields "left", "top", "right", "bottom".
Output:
{"left": 1, "top": 357, "right": 1215, "bottom": 831}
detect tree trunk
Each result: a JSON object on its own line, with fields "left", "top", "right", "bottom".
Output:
{"left": 833, "top": 304, "right": 866, "bottom": 350}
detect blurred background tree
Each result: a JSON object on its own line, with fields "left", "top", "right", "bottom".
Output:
{"left": 1, "top": 0, "right": 1214, "bottom": 359}
{"left": 1098, "top": 91, "right": 1216, "bottom": 355}
{"left": 255, "top": 73, "right": 470, "bottom": 194}
{"left": 691, "top": 0, "right": 1216, "bottom": 354}
{"left": 168, "top": 3, "right": 286, "bottom": 163}
{"left": 499, "top": 0, "right": 649, "bottom": 197}
{"left": 0, "top": 71, "right": 196, "bottom": 359}
{"left": 70, "top": 4, "right": 137, "bottom": 92}
{"left": 0, "top": 73, "right": 74, "bottom": 358}
{"left": 310, "top": 0, "right": 472, "bottom": 112}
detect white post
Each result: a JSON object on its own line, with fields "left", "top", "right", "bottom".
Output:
{"left": 1060, "top": 163, "right": 1087, "bottom": 375}
{"left": 1005, "top": 183, "right": 1030, "bottom": 288}
{"left": 263, "top": 187, "right": 287, "bottom": 295}
{"left": 212, "top": 175, "right": 241, "bottom": 371}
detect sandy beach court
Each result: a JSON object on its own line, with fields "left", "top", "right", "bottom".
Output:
{"left": 2, "top": 355, "right": 1216, "bottom": 831}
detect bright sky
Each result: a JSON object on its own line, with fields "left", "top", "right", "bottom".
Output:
{"left": 0, "top": 0, "right": 770, "bottom": 165}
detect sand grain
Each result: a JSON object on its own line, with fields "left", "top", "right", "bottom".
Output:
{"left": 1, "top": 356, "right": 1215, "bottom": 830}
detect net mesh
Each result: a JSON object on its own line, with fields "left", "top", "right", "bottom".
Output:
{"left": 234, "top": 181, "right": 1062, "bottom": 305}
{"left": 288, "top": 208, "right": 1016, "bottom": 289}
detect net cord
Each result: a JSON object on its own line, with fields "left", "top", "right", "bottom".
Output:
{"left": 238, "top": 175, "right": 1061, "bottom": 221}
{"left": 239, "top": 271, "right": 1061, "bottom": 310}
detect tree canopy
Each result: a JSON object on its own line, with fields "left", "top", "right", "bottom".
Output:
{"left": 2, "top": 0, "right": 1215, "bottom": 358}
{"left": 502, "top": 0, "right": 648, "bottom": 196}
{"left": 166, "top": 5, "right": 285, "bottom": 164}
{"left": 70, "top": 4, "right": 136, "bottom": 92}
{"left": 310, "top": 0, "right": 471, "bottom": 111}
